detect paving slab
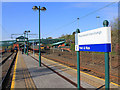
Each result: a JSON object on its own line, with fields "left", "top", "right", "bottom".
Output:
{"left": 23, "top": 54, "right": 76, "bottom": 88}
{"left": 13, "top": 51, "right": 119, "bottom": 89}
{"left": 33, "top": 53, "right": 119, "bottom": 89}
{"left": 31, "top": 53, "right": 95, "bottom": 89}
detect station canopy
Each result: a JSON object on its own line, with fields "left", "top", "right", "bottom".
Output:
{"left": 16, "top": 36, "right": 28, "bottom": 42}
{"left": 51, "top": 41, "right": 65, "bottom": 46}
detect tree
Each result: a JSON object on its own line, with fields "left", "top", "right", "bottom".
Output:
{"left": 58, "top": 32, "right": 76, "bottom": 51}
{"left": 70, "top": 43, "right": 75, "bottom": 51}
{"left": 110, "top": 18, "right": 120, "bottom": 54}
{"left": 46, "top": 37, "right": 52, "bottom": 39}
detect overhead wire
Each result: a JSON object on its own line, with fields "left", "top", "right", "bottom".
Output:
{"left": 42, "top": 19, "right": 78, "bottom": 38}
{"left": 38, "top": 0, "right": 78, "bottom": 38}
{"left": 1, "top": 25, "right": 11, "bottom": 36}
{"left": 55, "top": 19, "right": 78, "bottom": 31}
{"left": 0, "top": 25, "right": 12, "bottom": 40}
{"left": 78, "top": 2, "right": 117, "bottom": 20}
{"left": 49, "top": 1, "right": 118, "bottom": 37}
{"left": 2, "top": 1, "right": 118, "bottom": 40}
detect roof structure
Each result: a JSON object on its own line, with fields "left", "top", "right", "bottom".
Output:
{"left": 16, "top": 36, "right": 28, "bottom": 39}
{"left": 51, "top": 41, "right": 65, "bottom": 46}
{"left": 1, "top": 37, "right": 66, "bottom": 47}
{"left": 29, "top": 39, "right": 65, "bottom": 44}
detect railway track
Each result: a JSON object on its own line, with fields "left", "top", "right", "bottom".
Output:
{"left": 0, "top": 51, "right": 5, "bottom": 55}
{"left": 0, "top": 51, "right": 17, "bottom": 89}
{"left": 40, "top": 54, "right": 120, "bottom": 85}
{"left": 30, "top": 49, "right": 119, "bottom": 84}
{"left": 0, "top": 52, "right": 14, "bottom": 66}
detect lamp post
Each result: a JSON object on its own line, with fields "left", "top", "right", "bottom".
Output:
{"left": 32, "top": 6, "right": 46, "bottom": 67}
{"left": 96, "top": 16, "right": 100, "bottom": 27}
{"left": 24, "top": 31, "right": 26, "bottom": 54}
{"left": 25, "top": 30, "right": 30, "bottom": 56}
{"left": 33, "top": 40, "right": 35, "bottom": 56}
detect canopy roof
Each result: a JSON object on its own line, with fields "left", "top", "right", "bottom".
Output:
{"left": 51, "top": 41, "right": 65, "bottom": 46}
{"left": 16, "top": 36, "right": 28, "bottom": 39}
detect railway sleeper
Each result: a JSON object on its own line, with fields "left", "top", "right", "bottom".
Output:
{"left": 1, "top": 52, "right": 17, "bottom": 89}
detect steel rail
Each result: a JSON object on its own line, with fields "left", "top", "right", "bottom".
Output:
{"left": 41, "top": 54, "right": 120, "bottom": 82}
{"left": 0, "top": 52, "right": 14, "bottom": 66}
{"left": 0, "top": 52, "right": 17, "bottom": 89}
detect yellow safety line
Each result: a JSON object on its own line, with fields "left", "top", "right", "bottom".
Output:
{"left": 23, "top": 69, "right": 29, "bottom": 89}
{"left": 10, "top": 51, "right": 19, "bottom": 90}
{"left": 27, "top": 70, "right": 37, "bottom": 89}
{"left": 22, "top": 53, "right": 36, "bottom": 89}
{"left": 20, "top": 54, "right": 29, "bottom": 89}
{"left": 41, "top": 55, "right": 120, "bottom": 87}
{"left": 34, "top": 52, "right": 120, "bottom": 87}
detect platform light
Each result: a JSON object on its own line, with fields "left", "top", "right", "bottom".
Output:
{"left": 32, "top": 6, "right": 38, "bottom": 10}
{"left": 32, "top": 6, "right": 47, "bottom": 67}
{"left": 24, "top": 30, "right": 30, "bottom": 56}
{"left": 40, "top": 7, "right": 47, "bottom": 11}
{"left": 96, "top": 16, "right": 100, "bottom": 18}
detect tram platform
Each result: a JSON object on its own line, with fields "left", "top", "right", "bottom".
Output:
{"left": 10, "top": 51, "right": 119, "bottom": 89}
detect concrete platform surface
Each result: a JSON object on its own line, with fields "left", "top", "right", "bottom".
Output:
{"left": 11, "top": 51, "right": 119, "bottom": 89}
{"left": 23, "top": 54, "right": 76, "bottom": 88}
{"left": 12, "top": 51, "right": 79, "bottom": 88}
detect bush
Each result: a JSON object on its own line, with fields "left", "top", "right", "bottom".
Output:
{"left": 70, "top": 43, "right": 75, "bottom": 51}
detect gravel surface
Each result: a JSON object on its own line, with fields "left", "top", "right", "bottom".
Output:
{"left": 40, "top": 49, "right": 119, "bottom": 84}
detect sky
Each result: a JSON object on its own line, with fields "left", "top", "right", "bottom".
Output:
{"left": 1, "top": 2, "right": 118, "bottom": 41}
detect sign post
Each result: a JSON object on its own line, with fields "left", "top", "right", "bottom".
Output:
{"left": 75, "top": 20, "right": 111, "bottom": 90}
{"left": 75, "top": 29, "right": 80, "bottom": 90}
{"left": 103, "top": 20, "right": 110, "bottom": 90}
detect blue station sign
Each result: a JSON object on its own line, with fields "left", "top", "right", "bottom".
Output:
{"left": 75, "top": 27, "right": 111, "bottom": 52}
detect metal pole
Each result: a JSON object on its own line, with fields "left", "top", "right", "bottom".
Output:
{"left": 27, "top": 32, "right": 28, "bottom": 56}
{"left": 105, "top": 52, "right": 109, "bottom": 90}
{"left": 76, "top": 29, "right": 80, "bottom": 90}
{"left": 39, "top": 6, "right": 41, "bottom": 67}
{"left": 33, "top": 40, "right": 35, "bottom": 56}
{"left": 96, "top": 16, "right": 100, "bottom": 28}
{"left": 24, "top": 33, "right": 25, "bottom": 54}
{"left": 103, "top": 20, "right": 109, "bottom": 90}
{"left": 77, "top": 51, "right": 80, "bottom": 89}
